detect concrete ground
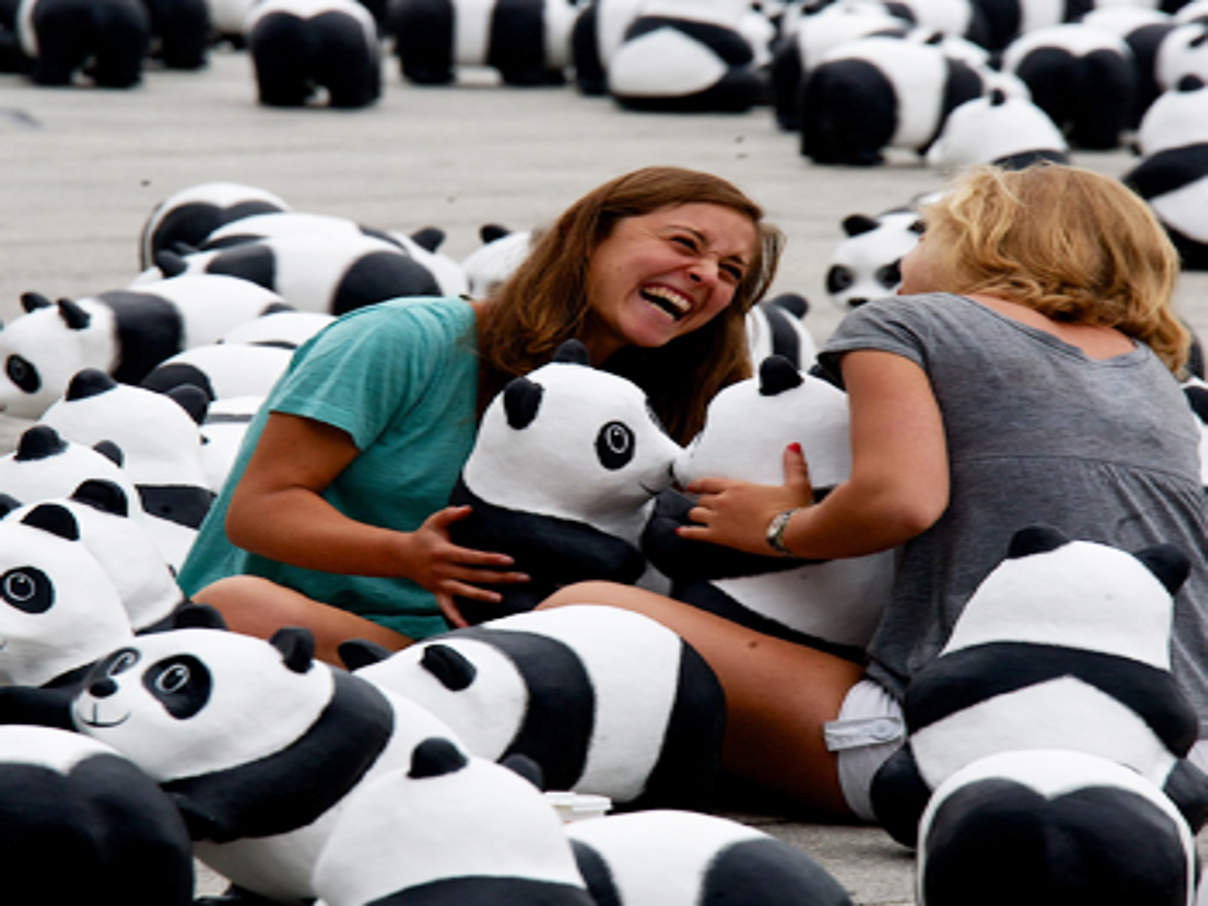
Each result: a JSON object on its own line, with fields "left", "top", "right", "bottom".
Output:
{"left": 4, "top": 46, "right": 1208, "bottom": 906}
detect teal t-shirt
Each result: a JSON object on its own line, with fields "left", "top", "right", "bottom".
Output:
{"left": 177, "top": 296, "right": 480, "bottom": 639}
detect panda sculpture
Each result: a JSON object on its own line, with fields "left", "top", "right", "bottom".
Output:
{"left": 195, "top": 394, "right": 265, "bottom": 493}
{"left": 140, "top": 340, "right": 294, "bottom": 402}
{"left": 70, "top": 610, "right": 465, "bottom": 904}
{"left": 459, "top": 223, "right": 533, "bottom": 297}
{"left": 206, "top": 0, "right": 257, "bottom": 43}
{"left": 569, "top": 0, "right": 647, "bottom": 94}
{"left": 341, "top": 603, "right": 727, "bottom": 808}
{"left": 218, "top": 308, "right": 334, "bottom": 347}
{"left": 313, "top": 737, "right": 597, "bottom": 906}
{"left": 12, "top": 0, "right": 150, "bottom": 86}
{"left": 388, "top": 0, "right": 577, "bottom": 85}
{"left": 1123, "top": 75, "right": 1208, "bottom": 270}
{"left": 643, "top": 355, "right": 893, "bottom": 659}
{"left": 245, "top": 0, "right": 381, "bottom": 108}
{"left": 1080, "top": 6, "right": 1175, "bottom": 128}
{"left": 605, "top": 0, "right": 769, "bottom": 112}
{"left": 138, "top": 181, "right": 290, "bottom": 271}
{"left": 925, "top": 88, "right": 1070, "bottom": 172}
{"left": 973, "top": 0, "right": 1094, "bottom": 52}
{"left": 869, "top": 524, "right": 1208, "bottom": 847}
{"left": 745, "top": 292, "right": 817, "bottom": 371}
{"left": 0, "top": 275, "right": 286, "bottom": 420}
{"left": 141, "top": 0, "right": 209, "bottom": 68}
{"left": 799, "top": 34, "right": 984, "bottom": 165}
{"left": 0, "top": 725, "right": 195, "bottom": 904}
{"left": 567, "top": 809, "right": 854, "bottom": 906}
{"left": 917, "top": 749, "right": 1199, "bottom": 906}
{"left": 1182, "top": 376, "right": 1208, "bottom": 486}
{"left": 825, "top": 200, "right": 929, "bottom": 310}
{"left": 881, "top": 0, "right": 991, "bottom": 46}
{"left": 445, "top": 338, "right": 681, "bottom": 623}
{"left": 1000, "top": 22, "right": 1136, "bottom": 149}
{"left": 1155, "top": 21, "right": 1208, "bottom": 93}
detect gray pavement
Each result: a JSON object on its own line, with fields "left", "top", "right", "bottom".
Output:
{"left": 4, "top": 46, "right": 1208, "bottom": 906}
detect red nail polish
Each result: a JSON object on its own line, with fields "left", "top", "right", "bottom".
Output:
{"left": 788, "top": 442, "right": 802, "bottom": 454}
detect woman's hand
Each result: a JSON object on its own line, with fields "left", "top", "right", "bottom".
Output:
{"left": 677, "top": 443, "right": 814, "bottom": 556}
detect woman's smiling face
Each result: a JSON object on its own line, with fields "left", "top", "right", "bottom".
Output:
{"left": 582, "top": 203, "right": 758, "bottom": 361}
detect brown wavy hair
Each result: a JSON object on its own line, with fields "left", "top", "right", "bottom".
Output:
{"left": 475, "top": 166, "right": 784, "bottom": 443}
{"left": 920, "top": 163, "right": 1188, "bottom": 374}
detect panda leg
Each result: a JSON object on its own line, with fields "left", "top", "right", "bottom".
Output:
{"left": 868, "top": 742, "right": 930, "bottom": 848}
{"left": 89, "top": 0, "right": 149, "bottom": 88}
{"left": 312, "top": 12, "right": 379, "bottom": 107}
{"left": 249, "top": 15, "right": 314, "bottom": 106}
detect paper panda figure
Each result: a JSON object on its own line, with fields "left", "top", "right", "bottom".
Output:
{"left": 570, "top": 0, "right": 647, "bottom": 94}
{"left": 1080, "top": 6, "right": 1175, "bottom": 127}
{"left": 388, "top": 0, "right": 577, "bottom": 85}
{"left": 568, "top": 809, "right": 854, "bottom": 906}
{"left": 446, "top": 339, "right": 681, "bottom": 623}
{"left": 1182, "top": 377, "right": 1208, "bottom": 486}
{"left": 882, "top": 0, "right": 991, "bottom": 45}
{"left": 0, "top": 275, "right": 287, "bottom": 420}
{"left": 1156, "top": 21, "right": 1208, "bottom": 92}
{"left": 207, "top": 0, "right": 258, "bottom": 43}
{"left": 141, "top": 0, "right": 209, "bottom": 68}
{"left": 1123, "top": 75, "right": 1208, "bottom": 269}
{"left": 643, "top": 355, "right": 893, "bottom": 658}
{"left": 918, "top": 749, "right": 1199, "bottom": 906}
{"left": 196, "top": 394, "right": 264, "bottom": 493}
{"left": 745, "top": 292, "right": 817, "bottom": 371}
{"left": 218, "top": 308, "right": 334, "bottom": 347}
{"left": 71, "top": 611, "right": 464, "bottom": 904}
{"left": 341, "top": 603, "right": 726, "bottom": 808}
{"left": 825, "top": 200, "right": 929, "bottom": 310}
{"left": 606, "top": 0, "right": 769, "bottom": 112}
{"left": 139, "top": 181, "right": 290, "bottom": 270}
{"left": 974, "top": 0, "right": 1094, "bottom": 51}
{"left": 925, "top": 87, "right": 1070, "bottom": 172}
{"left": 245, "top": 0, "right": 381, "bottom": 108}
{"left": 313, "top": 738, "right": 596, "bottom": 906}
{"left": 459, "top": 223, "right": 533, "bottom": 297}
{"left": 12, "top": 0, "right": 150, "bottom": 86}
{"left": 869, "top": 524, "right": 1208, "bottom": 847}
{"left": 0, "top": 725, "right": 195, "bottom": 904}
{"left": 140, "top": 341, "right": 293, "bottom": 401}
{"left": 799, "top": 34, "right": 984, "bottom": 165}
{"left": 1001, "top": 22, "right": 1135, "bottom": 149}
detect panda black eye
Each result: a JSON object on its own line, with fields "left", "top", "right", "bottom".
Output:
{"left": 826, "top": 266, "right": 853, "bottom": 294}
{"left": 156, "top": 663, "right": 190, "bottom": 693}
{"left": 596, "top": 421, "right": 635, "bottom": 470}
{"left": 108, "top": 649, "right": 140, "bottom": 677}
{"left": 144, "top": 654, "right": 211, "bottom": 719}
{"left": 877, "top": 260, "right": 902, "bottom": 287}
{"left": 0, "top": 567, "right": 51, "bottom": 613}
{"left": 5, "top": 355, "right": 39, "bottom": 394}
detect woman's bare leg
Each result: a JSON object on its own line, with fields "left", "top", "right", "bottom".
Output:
{"left": 191, "top": 575, "right": 413, "bottom": 666}
{"left": 539, "top": 581, "right": 865, "bottom": 818}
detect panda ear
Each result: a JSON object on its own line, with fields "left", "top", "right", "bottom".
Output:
{"left": 420, "top": 643, "right": 477, "bottom": 690}
{"left": 92, "top": 440, "right": 124, "bottom": 467}
{"left": 20, "top": 291, "right": 52, "bottom": 313}
{"left": 56, "top": 299, "right": 91, "bottom": 331}
{"left": 500, "top": 752, "right": 546, "bottom": 790}
{"left": 172, "top": 603, "right": 229, "bottom": 630}
{"left": 503, "top": 377, "right": 544, "bottom": 430}
{"left": 552, "top": 339, "right": 591, "bottom": 365}
{"left": 71, "top": 479, "right": 129, "bottom": 517}
{"left": 1185, "top": 385, "right": 1208, "bottom": 423}
{"left": 988, "top": 87, "right": 1007, "bottom": 106}
{"left": 408, "top": 737, "right": 468, "bottom": 779}
{"left": 758, "top": 355, "right": 804, "bottom": 396}
{"left": 155, "top": 250, "right": 189, "bottom": 278}
{"left": 20, "top": 503, "right": 80, "bottom": 542}
{"left": 409, "top": 226, "right": 445, "bottom": 252}
{"left": 270, "top": 627, "right": 315, "bottom": 673}
{"left": 1133, "top": 544, "right": 1191, "bottom": 596}
{"left": 841, "top": 214, "right": 879, "bottom": 237}
{"left": 14, "top": 425, "right": 67, "bottom": 462}
{"left": 166, "top": 383, "right": 210, "bottom": 426}
{"left": 0, "top": 493, "right": 20, "bottom": 518}
{"left": 337, "top": 638, "right": 393, "bottom": 671}
{"left": 480, "top": 223, "right": 510, "bottom": 243}
{"left": 65, "top": 368, "right": 117, "bottom": 401}
{"left": 768, "top": 292, "right": 808, "bottom": 318}
{"left": 1006, "top": 524, "right": 1068, "bottom": 558}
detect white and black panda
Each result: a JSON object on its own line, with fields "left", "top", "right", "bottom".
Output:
{"left": 925, "top": 87, "right": 1070, "bottom": 172}
{"left": 70, "top": 611, "right": 464, "bottom": 904}
{"left": 1081, "top": 6, "right": 1176, "bottom": 128}
{"left": 869, "top": 524, "right": 1208, "bottom": 847}
{"left": 567, "top": 809, "right": 854, "bottom": 906}
{"left": 882, "top": 0, "right": 991, "bottom": 46}
{"left": 445, "top": 339, "right": 682, "bottom": 622}
{"left": 245, "top": 0, "right": 381, "bottom": 108}
{"left": 745, "top": 292, "right": 817, "bottom": 371}
{"left": 825, "top": 202, "right": 928, "bottom": 310}
{"left": 1123, "top": 75, "right": 1208, "bottom": 270}
{"left": 341, "top": 603, "right": 727, "bottom": 808}
{"left": 194, "top": 394, "right": 264, "bottom": 493}
{"left": 917, "top": 749, "right": 1199, "bottom": 906}
{"left": 141, "top": 0, "right": 209, "bottom": 68}
{"left": 140, "top": 341, "right": 294, "bottom": 402}
{"left": 313, "top": 738, "right": 596, "bottom": 906}
{"left": 973, "top": 0, "right": 1094, "bottom": 52}
{"left": 139, "top": 181, "right": 290, "bottom": 271}
{"left": 643, "top": 355, "right": 893, "bottom": 659}
{"left": 0, "top": 275, "right": 286, "bottom": 420}
{"left": 1156, "top": 20, "right": 1208, "bottom": 92}
{"left": 606, "top": 0, "right": 769, "bottom": 112}
{"left": 13, "top": 0, "right": 150, "bottom": 86}
{"left": 798, "top": 34, "right": 985, "bottom": 165}
{"left": 0, "top": 725, "right": 195, "bottom": 904}
{"left": 206, "top": 0, "right": 257, "bottom": 43}
{"left": 570, "top": 0, "right": 647, "bottom": 94}
{"left": 218, "top": 308, "right": 335, "bottom": 347}
{"left": 459, "top": 222, "right": 534, "bottom": 297}
{"left": 388, "top": 0, "right": 577, "bottom": 85}
{"left": 1000, "top": 22, "right": 1136, "bottom": 149}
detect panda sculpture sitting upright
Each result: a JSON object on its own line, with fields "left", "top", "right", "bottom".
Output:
{"left": 569, "top": 0, "right": 647, "bottom": 94}
{"left": 459, "top": 223, "right": 534, "bottom": 297}
{"left": 824, "top": 198, "right": 930, "bottom": 310}
{"left": 925, "top": 88, "right": 1070, "bottom": 172}
{"left": 869, "top": 524, "right": 1208, "bottom": 847}
{"left": 11, "top": 0, "right": 150, "bottom": 86}
{"left": 745, "top": 293, "right": 817, "bottom": 370}
{"left": 141, "top": 0, "right": 209, "bottom": 68}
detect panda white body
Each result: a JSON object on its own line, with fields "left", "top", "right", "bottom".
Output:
{"left": 606, "top": 0, "right": 769, "bottom": 112}
{"left": 1155, "top": 21, "right": 1208, "bottom": 91}
{"left": 207, "top": 0, "right": 258, "bottom": 41}
{"left": 0, "top": 725, "right": 195, "bottom": 903}
{"left": 244, "top": 0, "right": 381, "bottom": 108}
{"left": 570, "top": 0, "right": 652, "bottom": 93}
{"left": 15, "top": 0, "right": 150, "bottom": 87}
{"left": 218, "top": 308, "right": 335, "bottom": 347}
{"left": 1123, "top": 75, "right": 1208, "bottom": 269}
{"left": 448, "top": 340, "right": 681, "bottom": 621}
{"left": 389, "top": 0, "right": 577, "bottom": 85}
{"left": 139, "top": 180, "right": 290, "bottom": 270}
{"left": 744, "top": 293, "right": 817, "bottom": 371}
{"left": 917, "top": 749, "right": 1198, "bottom": 906}
{"left": 197, "top": 394, "right": 265, "bottom": 493}
{"left": 825, "top": 203, "right": 927, "bottom": 310}
{"left": 71, "top": 621, "right": 464, "bottom": 903}
{"left": 891, "top": 0, "right": 990, "bottom": 44}
{"left": 567, "top": 810, "right": 854, "bottom": 906}
{"left": 869, "top": 525, "right": 1208, "bottom": 847}
{"left": 140, "top": 341, "right": 294, "bottom": 402}
{"left": 799, "top": 34, "right": 985, "bottom": 165}
{"left": 925, "top": 87, "right": 1070, "bottom": 172}
{"left": 459, "top": 223, "right": 533, "bottom": 297}
{"left": 0, "top": 275, "right": 286, "bottom": 420}
{"left": 313, "top": 738, "right": 595, "bottom": 906}
{"left": 644, "top": 356, "right": 893, "bottom": 657}
{"left": 345, "top": 603, "right": 726, "bottom": 807}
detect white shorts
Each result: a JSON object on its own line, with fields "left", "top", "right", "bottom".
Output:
{"left": 823, "top": 677, "right": 905, "bottom": 822}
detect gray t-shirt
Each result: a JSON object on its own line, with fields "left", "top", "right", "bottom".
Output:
{"left": 818, "top": 293, "right": 1208, "bottom": 736}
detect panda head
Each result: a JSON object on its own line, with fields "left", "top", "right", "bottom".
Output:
{"left": 1136, "top": 75, "right": 1208, "bottom": 156}
{"left": 918, "top": 749, "right": 1197, "bottom": 906}
{"left": 312, "top": 738, "right": 588, "bottom": 906}
{"left": 674, "top": 355, "right": 851, "bottom": 490}
{"left": 1157, "top": 22, "right": 1208, "bottom": 98}
{"left": 825, "top": 208, "right": 924, "bottom": 309}
{"left": 0, "top": 426, "right": 140, "bottom": 513}
{"left": 940, "top": 525, "right": 1190, "bottom": 668}
{"left": 926, "top": 89, "right": 1068, "bottom": 172}
{"left": 462, "top": 340, "right": 682, "bottom": 535}
{"left": 71, "top": 625, "right": 332, "bottom": 783}
{"left": 459, "top": 225, "right": 534, "bottom": 298}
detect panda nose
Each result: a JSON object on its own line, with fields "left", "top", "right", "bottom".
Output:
{"left": 88, "top": 677, "right": 117, "bottom": 698}
{"left": 848, "top": 298, "right": 868, "bottom": 308}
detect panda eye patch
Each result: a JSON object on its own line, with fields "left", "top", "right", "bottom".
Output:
{"left": 877, "top": 260, "right": 902, "bottom": 287}
{"left": 5, "top": 355, "right": 39, "bottom": 394}
{"left": 597, "top": 421, "right": 635, "bottom": 470}
{"left": 144, "top": 655, "right": 211, "bottom": 719}
{"left": 0, "top": 567, "right": 51, "bottom": 613}
{"left": 108, "top": 648, "right": 140, "bottom": 676}
{"left": 826, "top": 266, "right": 853, "bottom": 294}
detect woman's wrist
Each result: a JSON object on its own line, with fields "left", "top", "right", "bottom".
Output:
{"left": 765, "top": 507, "right": 800, "bottom": 556}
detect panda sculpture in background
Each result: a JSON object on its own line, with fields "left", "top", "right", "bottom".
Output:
{"left": 9, "top": 0, "right": 150, "bottom": 86}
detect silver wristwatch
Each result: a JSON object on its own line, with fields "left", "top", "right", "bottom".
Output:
{"left": 765, "top": 508, "right": 798, "bottom": 556}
